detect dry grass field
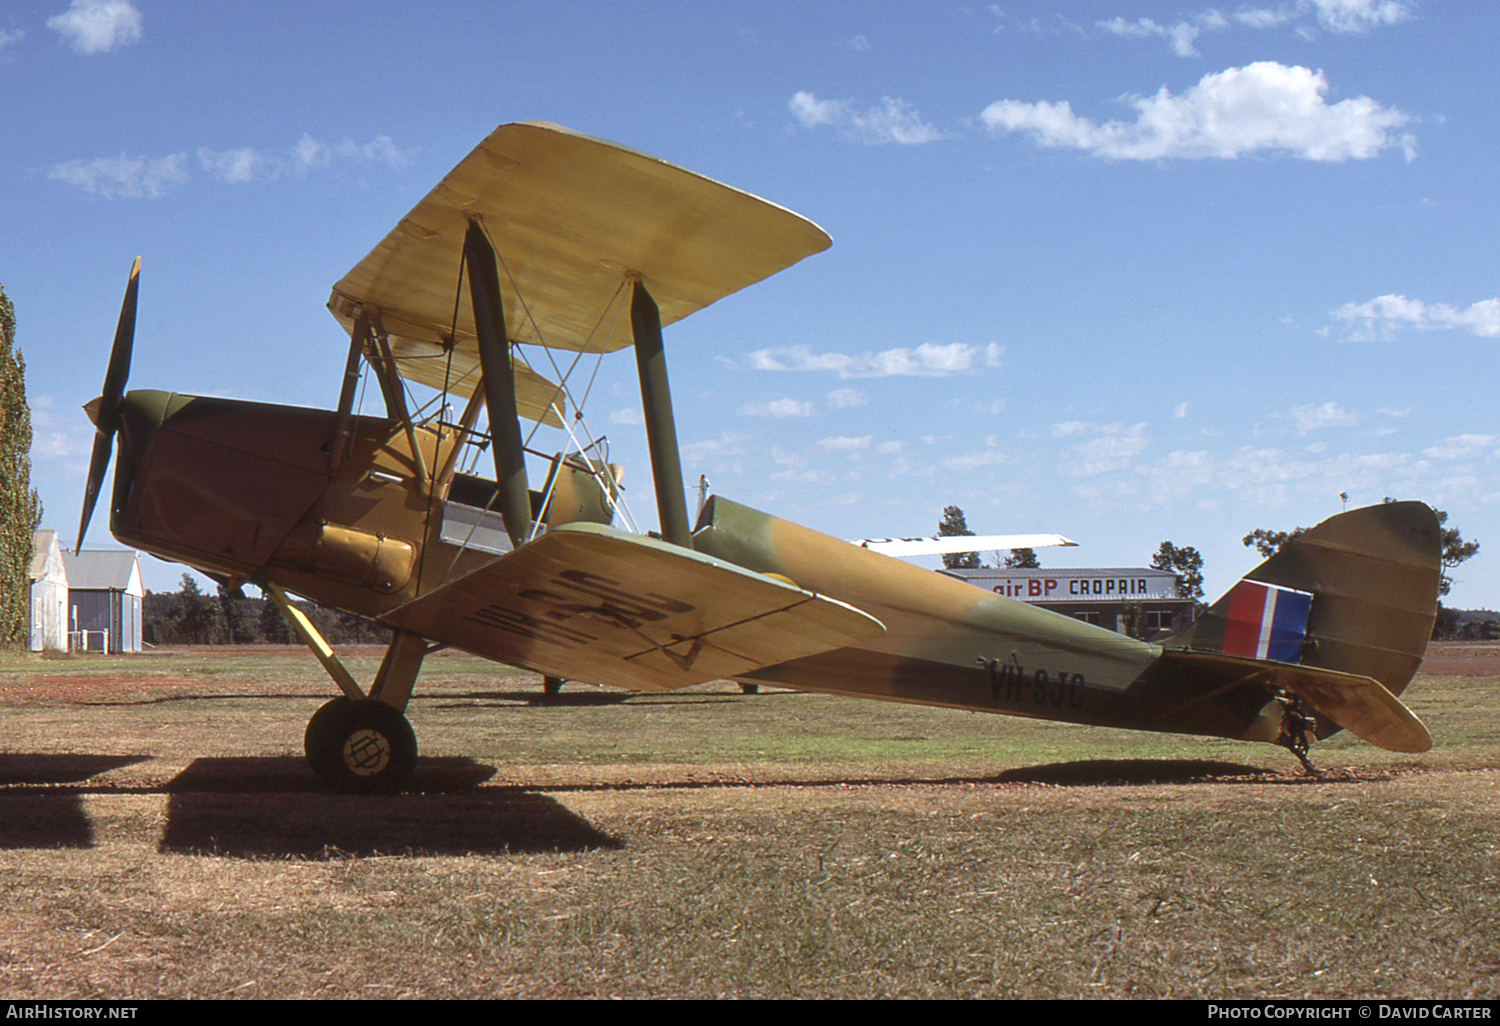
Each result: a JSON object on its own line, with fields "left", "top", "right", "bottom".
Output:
{"left": 0, "top": 643, "right": 1496, "bottom": 999}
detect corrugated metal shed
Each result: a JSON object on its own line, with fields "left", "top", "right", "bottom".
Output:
{"left": 62, "top": 549, "right": 144, "bottom": 653}
{"left": 28, "top": 530, "right": 69, "bottom": 652}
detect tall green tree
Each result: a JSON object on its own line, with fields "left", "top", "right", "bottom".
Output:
{"left": 1003, "top": 547, "right": 1040, "bottom": 569}
{"left": 1430, "top": 509, "right": 1480, "bottom": 599}
{"left": 938, "top": 505, "right": 979, "bottom": 570}
{"left": 217, "top": 583, "right": 258, "bottom": 645}
{"left": 1242, "top": 527, "right": 1304, "bottom": 559}
{"left": 0, "top": 284, "right": 42, "bottom": 648}
{"left": 257, "top": 594, "right": 292, "bottom": 644}
{"left": 1151, "top": 541, "right": 1204, "bottom": 603}
{"left": 176, "top": 574, "right": 224, "bottom": 644}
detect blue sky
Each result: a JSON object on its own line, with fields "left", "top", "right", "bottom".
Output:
{"left": 5, "top": 1, "right": 1499, "bottom": 609}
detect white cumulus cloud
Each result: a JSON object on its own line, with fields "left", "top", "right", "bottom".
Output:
{"left": 1055, "top": 422, "right": 1150, "bottom": 475}
{"left": 981, "top": 62, "right": 1413, "bottom": 162}
{"left": 749, "top": 342, "right": 987, "bottom": 379}
{"left": 790, "top": 91, "right": 944, "bottom": 145}
{"left": 1332, "top": 294, "right": 1500, "bottom": 341}
{"left": 1423, "top": 435, "right": 1500, "bottom": 461}
{"left": 1286, "top": 402, "right": 1358, "bottom": 435}
{"left": 817, "top": 435, "right": 873, "bottom": 452}
{"left": 48, "top": 152, "right": 188, "bottom": 198}
{"left": 47, "top": 0, "right": 141, "bottom": 54}
{"left": 1099, "top": 2, "right": 1415, "bottom": 54}
{"left": 197, "top": 147, "right": 262, "bottom": 184}
{"left": 1304, "top": 0, "right": 1415, "bottom": 33}
{"left": 740, "top": 398, "right": 814, "bottom": 418}
{"left": 53, "top": 133, "right": 412, "bottom": 198}
{"left": 1097, "top": 11, "right": 1227, "bottom": 57}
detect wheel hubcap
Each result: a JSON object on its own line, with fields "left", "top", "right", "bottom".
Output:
{"left": 343, "top": 729, "right": 391, "bottom": 776}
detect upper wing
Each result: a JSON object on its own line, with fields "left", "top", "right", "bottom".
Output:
{"left": 386, "top": 523, "right": 884, "bottom": 692}
{"left": 328, "top": 121, "right": 832, "bottom": 401}
{"left": 853, "top": 534, "right": 1079, "bottom": 557}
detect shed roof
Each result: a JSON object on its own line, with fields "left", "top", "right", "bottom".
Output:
{"left": 62, "top": 549, "right": 144, "bottom": 594}
{"left": 29, "top": 530, "right": 66, "bottom": 584}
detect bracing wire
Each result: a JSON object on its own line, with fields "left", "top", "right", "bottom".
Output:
{"left": 434, "top": 221, "right": 647, "bottom": 538}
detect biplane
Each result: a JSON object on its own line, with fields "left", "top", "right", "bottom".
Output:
{"left": 78, "top": 122, "right": 1442, "bottom": 792}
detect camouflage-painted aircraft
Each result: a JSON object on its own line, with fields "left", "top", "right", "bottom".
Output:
{"left": 78, "top": 122, "right": 1442, "bottom": 792}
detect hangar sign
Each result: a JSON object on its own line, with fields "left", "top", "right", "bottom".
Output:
{"left": 950, "top": 568, "right": 1181, "bottom": 604}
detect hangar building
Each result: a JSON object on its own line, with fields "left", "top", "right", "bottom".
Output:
{"left": 938, "top": 566, "right": 1194, "bottom": 638}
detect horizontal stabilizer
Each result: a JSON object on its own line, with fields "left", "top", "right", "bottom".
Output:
{"left": 1157, "top": 650, "right": 1431, "bottom": 754}
{"left": 853, "top": 534, "right": 1078, "bottom": 557}
{"left": 388, "top": 523, "right": 884, "bottom": 692}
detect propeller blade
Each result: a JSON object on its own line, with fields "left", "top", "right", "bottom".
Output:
{"left": 98, "top": 256, "right": 139, "bottom": 435}
{"left": 76, "top": 257, "right": 139, "bottom": 554}
{"left": 75, "top": 430, "right": 113, "bottom": 555}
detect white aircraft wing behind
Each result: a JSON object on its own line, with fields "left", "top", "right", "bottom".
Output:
{"left": 852, "top": 534, "right": 1078, "bottom": 557}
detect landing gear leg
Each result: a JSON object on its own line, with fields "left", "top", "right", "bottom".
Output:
{"left": 1274, "top": 691, "right": 1321, "bottom": 777}
{"left": 267, "top": 587, "right": 431, "bottom": 794}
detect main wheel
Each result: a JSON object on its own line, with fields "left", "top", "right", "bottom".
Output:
{"left": 543, "top": 676, "right": 564, "bottom": 698}
{"left": 304, "top": 697, "right": 418, "bottom": 794}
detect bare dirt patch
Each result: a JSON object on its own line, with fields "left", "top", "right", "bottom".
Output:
{"left": 1412, "top": 641, "right": 1500, "bottom": 677}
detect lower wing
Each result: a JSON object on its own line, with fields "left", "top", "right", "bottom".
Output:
{"left": 387, "top": 523, "right": 885, "bottom": 691}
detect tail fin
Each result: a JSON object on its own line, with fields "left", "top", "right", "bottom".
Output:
{"left": 1167, "top": 501, "right": 1442, "bottom": 750}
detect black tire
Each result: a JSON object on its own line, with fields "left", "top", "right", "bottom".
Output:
{"left": 739, "top": 683, "right": 760, "bottom": 694}
{"left": 543, "top": 676, "right": 564, "bottom": 697}
{"left": 304, "top": 697, "right": 418, "bottom": 794}
{"left": 304, "top": 696, "right": 354, "bottom": 783}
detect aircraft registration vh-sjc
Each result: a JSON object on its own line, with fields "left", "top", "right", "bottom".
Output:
{"left": 78, "top": 122, "right": 1442, "bottom": 792}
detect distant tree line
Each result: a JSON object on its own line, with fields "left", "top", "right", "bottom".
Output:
{"left": 143, "top": 574, "right": 390, "bottom": 647}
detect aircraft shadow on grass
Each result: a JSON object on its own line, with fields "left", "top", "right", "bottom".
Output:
{"left": 0, "top": 794, "right": 95, "bottom": 849}
{"left": 432, "top": 689, "right": 644, "bottom": 708}
{"left": 429, "top": 688, "right": 744, "bottom": 709}
{"left": 0, "top": 753, "right": 1388, "bottom": 856}
{"left": 156, "top": 756, "right": 623, "bottom": 858}
{"left": 0, "top": 752, "right": 150, "bottom": 785}
{"left": 990, "top": 758, "right": 1280, "bottom": 786}
{"left": 0, "top": 754, "right": 619, "bottom": 856}
{"left": 0, "top": 754, "right": 154, "bottom": 850}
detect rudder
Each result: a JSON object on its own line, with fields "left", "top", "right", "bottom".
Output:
{"left": 1170, "top": 501, "right": 1442, "bottom": 702}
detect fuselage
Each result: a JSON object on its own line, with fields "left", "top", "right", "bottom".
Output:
{"left": 109, "top": 389, "right": 497, "bottom": 617}
{"left": 107, "top": 389, "right": 1288, "bottom": 747}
